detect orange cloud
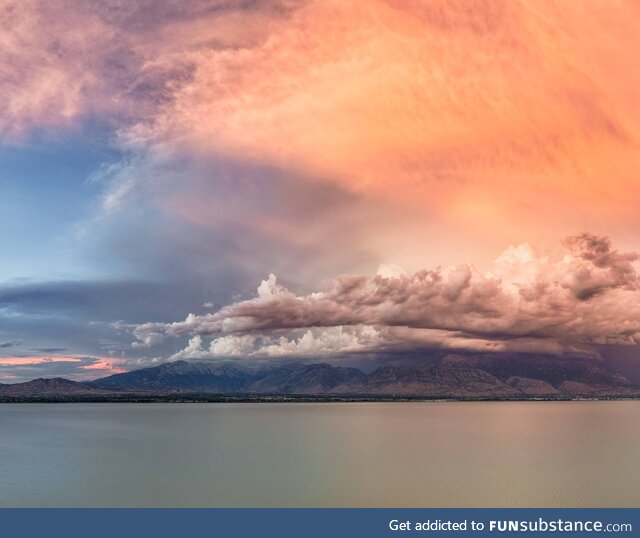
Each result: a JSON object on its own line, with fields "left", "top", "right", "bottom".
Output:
{"left": 136, "top": 0, "right": 639, "bottom": 246}
{"left": 5, "top": 1, "right": 640, "bottom": 269}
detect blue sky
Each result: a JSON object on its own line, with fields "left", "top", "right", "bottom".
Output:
{"left": 0, "top": 137, "right": 120, "bottom": 281}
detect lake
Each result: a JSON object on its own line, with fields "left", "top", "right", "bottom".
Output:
{"left": 0, "top": 401, "right": 638, "bottom": 507}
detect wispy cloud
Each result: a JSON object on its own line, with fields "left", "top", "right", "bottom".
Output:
{"left": 0, "top": 357, "right": 82, "bottom": 366}
{"left": 124, "top": 0, "right": 640, "bottom": 239}
{"left": 0, "top": 355, "right": 127, "bottom": 382}
{"left": 0, "top": 0, "right": 298, "bottom": 142}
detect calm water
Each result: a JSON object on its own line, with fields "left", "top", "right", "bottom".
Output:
{"left": 0, "top": 402, "right": 638, "bottom": 507}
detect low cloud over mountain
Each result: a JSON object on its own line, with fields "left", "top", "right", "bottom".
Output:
{"left": 131, "top": 234, "right": 640, "bottom": 359}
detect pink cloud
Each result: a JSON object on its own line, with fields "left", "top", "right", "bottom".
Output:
{"left": 0, "top": 357, "right": 82, "bottom": 366}
{"left": 0, "top": 373, "right": 18, "bottom": 381}
{"left": 80, "top": 358, "right": 127, "bottom": 374}
{"left": 0, "top": 1, "right": 298, "bottom": 142}
{"left": 0, "top": 356, "right": 128, "bottom": 382}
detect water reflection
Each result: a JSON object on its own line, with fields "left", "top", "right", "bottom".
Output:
{"left": 0, "top": 401, "right": 638, "bottom": 507}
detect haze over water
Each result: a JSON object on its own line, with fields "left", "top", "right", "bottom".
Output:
{"left": 1, "top": 402, "right": 638, "bottom": 508}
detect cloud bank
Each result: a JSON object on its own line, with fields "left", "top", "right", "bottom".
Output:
{"left": 132, "top": 234, "right": 640, "bottom": 359}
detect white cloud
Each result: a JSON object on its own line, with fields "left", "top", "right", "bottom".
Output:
{"left": 169, "top": 326, "right": 382, "bottom": 359}
{"left": 131, "top": 331, "right": 164, "bottom": 348}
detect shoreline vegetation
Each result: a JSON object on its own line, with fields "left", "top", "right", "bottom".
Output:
{"left": 1, "top": 393, "right": 639, "bottom": 404}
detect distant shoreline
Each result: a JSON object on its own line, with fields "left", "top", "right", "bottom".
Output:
{"left": 1, "top": 393, "right": 639, "bottom": 404}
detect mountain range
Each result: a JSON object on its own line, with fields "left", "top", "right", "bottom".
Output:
{"left": 1, "top": 353, "right": 639, "bottom": 401}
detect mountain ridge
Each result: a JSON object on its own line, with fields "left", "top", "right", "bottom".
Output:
{"left": 1, "top": 353, "right": 637, "bottom": 400}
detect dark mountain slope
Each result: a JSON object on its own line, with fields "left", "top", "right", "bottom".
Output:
{"left": 0, "top": 378, "right": 105, "bottom": 396}
{"left": 249, "top": 363, "right": 367, "bottom": 394}
{"left": 3, "top": 353, "right": 639, "bottom": 399}
{"left": 91, "top": 360, "right": 254, "bottom": 392}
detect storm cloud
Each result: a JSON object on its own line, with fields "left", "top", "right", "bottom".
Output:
{"left": 132, "top": 234, "right": 640, "bottom": 358}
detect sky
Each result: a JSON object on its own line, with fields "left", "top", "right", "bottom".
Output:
{"left": 1, "top": 0, "right": 639, "bottom": 382}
